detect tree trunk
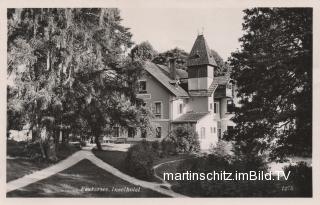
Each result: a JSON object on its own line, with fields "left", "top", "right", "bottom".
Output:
{"left": 45, "top": 135, "right": 58, "bottom": 161}
{"left": 40, "top": 127, "right": 58, "bottom": 161}
{"left": 95, "top": 134, "right": 102, "bottom": 151}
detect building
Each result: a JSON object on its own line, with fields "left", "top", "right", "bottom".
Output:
{"left": 116, "top": 34, "right": 236, "bottom": 150}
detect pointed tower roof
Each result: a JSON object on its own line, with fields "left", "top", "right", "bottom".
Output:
{"left": 186, "top": 34, "right": 217, "bottom": 67}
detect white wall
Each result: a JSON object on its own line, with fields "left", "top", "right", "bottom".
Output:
{"left": 196, "top": 114, "right": 218, "bottom": 150}
{"left": 186, "top": 96, "right": 210, "bottom": 113}
{"left": 188, "top": 77, "right": 213, "bottom": 90}
{"left": 171, "top": 98, "right": 187, "bottom": 120}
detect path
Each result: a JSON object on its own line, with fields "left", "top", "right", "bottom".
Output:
{"left": 7, "top": 149, "right": 186, "bottom": 197}
{"left": 153, "top": 157, "right": 195, "bottom": 188}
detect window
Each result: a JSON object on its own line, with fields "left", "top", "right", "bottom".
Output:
{"left": 200, "top": 127, "right": 206, "bottom": 139}
{"left": 214, "top": 102, "right": 219, "bottom": 114}
{"left": 188, "top": 67, "right": 198, "bottom": 78}
{"left": 188, "top": 67, "right": 207, "bottom": 78}
{"left": 227, "top": 100, "right": 234, "bottom": 113}
{"left": 128, "top": 127, "right": 135, "bottom": 138}
{"left": 156, "top": 127, "right": 162, "bottom": 138}
{"left": 210, "top": 103, "right": 213, "bottom": 110}
{"left": 198, "top": 67, "right": 207, "bottom": 77}
{"left": 154, "top": 102, "right": 162, "bottom": 119}
{"left": 113, "top": 127, "right": 120, "bottom": 138}
{"left": 227, "top": 126, "right": 234, "bottom": 132}
{"left": 210, "top": 127, "right": 213, "bottom": 133}
{"left": 179, "top": 103, "right": 183, "bottom": 114}
{"left": 214, "top": 127, "right": 216, "bottom": 133}
{"left": 138, "top": 80, "right": 147, "bottom": 93}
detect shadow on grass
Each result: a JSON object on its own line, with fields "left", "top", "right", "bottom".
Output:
{"left": 7, "top": 159, "right": 168, "bottom": 198}
{"left": 7, "top": 140, "right": 80, "bottom": 182}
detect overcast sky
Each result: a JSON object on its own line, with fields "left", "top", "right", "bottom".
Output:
{"left": 121, "top": 8, "right": 246, "bottom": 60}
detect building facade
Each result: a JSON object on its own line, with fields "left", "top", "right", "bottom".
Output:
{"left": 116, "top": 34, "right": 236, "bottom": 150}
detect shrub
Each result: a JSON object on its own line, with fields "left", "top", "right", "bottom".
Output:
{"left": 163, "top": 126, "right": 200, "bottom": 154}
{"left": 283, "top": 161, "right": 312, "bottom": 196}
{"left": 210, "top": 140, "right": 233, "bottom": 161}
{"left": 160, "top": 140, "right": 177, "bottom": 157}
{"left": 173, "top": 152, "right": 279, "bottom": 197}
{"left": 124, "top": 141, "right": 158, "bottom": 180}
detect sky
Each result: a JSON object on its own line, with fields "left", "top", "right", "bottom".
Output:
{"left": 120, "top": 8, "right": 246, "bottom": 61}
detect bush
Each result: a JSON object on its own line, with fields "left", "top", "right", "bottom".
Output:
{"left": 173, "top": 152, "right": 279, "bottom": 197}
{"left": 160, "top": 140, "right": 177, "bottom": 157}
{"left": 210, "top": 140, "right": 233, "bottom": 161}
{"left": 163, "top": 126, "right": 200, "bottom": 154}
{"left": 124, "top": 141, "right": 158, "bottom": 180}
{"left": 7, "top": 140, "right": 28, "bottom": 157}
{"left": 283, "top": 162, "right": 312, "bottom": 196}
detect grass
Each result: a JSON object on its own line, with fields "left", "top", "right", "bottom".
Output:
{"left": 92, "top": 149, "right": 164, "bottom": 182}
{"left": 153, "top": 154, "right": 194, "bottom": 186}
{"left": 7, "top": 159, "right": 167, "bottom": 197}
{"left": 92, "top": 149, "right": 193, "bottom": 183}
{"left": 7, "top": 159, "right": 52, "bottom": 182}
{"left": 92, "top": 150, "right": 127, "bottom": 171}
{"left": 7, "top": 140, "right": 80, "bottom": 182}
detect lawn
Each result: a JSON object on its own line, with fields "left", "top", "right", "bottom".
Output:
{"left": 92, "top": 149, "right": 193, "bottom": 183}
{"left": 7, "top": 140, "right": 80, "bottom": 182}
{"left": 7, "top": 159, "right": 167, "bottom": 197}
{"left": 92, "top": 149, "right": 165, "bottom": 182}
{"left": 153, "top": 154, "right": 194, "bottom": 186}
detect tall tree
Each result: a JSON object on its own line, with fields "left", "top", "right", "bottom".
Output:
{"left": 227, "top": 8, "right": 312, "bottom": 161}
{"left": 152, "top": 47, "right": 230, "bottom": 76}
{"left": 130, "top": 41, "right": 157, "bottom": 61}
{"left": 152, "top": 47, "right": 189, "bottom": 70}
{"left": 211, "top": 49, "right": 230, "bottom": 76}
{"left": 7, "top": 8, "right": 150, "bottom": 157}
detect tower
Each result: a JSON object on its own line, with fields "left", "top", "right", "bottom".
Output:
{"left": 186, "top": 34, "right": 217, "bottom": 91}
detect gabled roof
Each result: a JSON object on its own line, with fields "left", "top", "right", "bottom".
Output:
{"left": 143, "top": 61, "right": 189, "bottom": 98}
{"left": 186, "top": 34, "right": 217, "bottom": 67}
{"left": 172, "top": 112, "right": 209, "bottom": 123}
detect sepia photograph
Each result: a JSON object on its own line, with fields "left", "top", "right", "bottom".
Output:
{"left": 5, "top": 1, "right": 314, "bottom": 199}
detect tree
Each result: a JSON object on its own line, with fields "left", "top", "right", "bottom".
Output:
{"left": 163, "top": 126, "right": 200, "bottom": 153}
{"left": 227, "top": 8, "right": 312, "bottom": 161}
{"left": 152, "top": 47, "right": 189, "bottom": 70}
{"left": 152, "top": 47, "right": 230, "bottom": 76}
{"left": 130, "top": 41, "right": 157, "bottom": 61}
{"left": 7, "top": 8, "right": 151, "bottom": 157}
{"left": 211, "top": 49, "right": 230, "bottom": 76}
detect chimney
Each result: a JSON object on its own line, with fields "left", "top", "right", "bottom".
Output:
{"left": 169, "top": 57, "right": 177, "bottom": 80}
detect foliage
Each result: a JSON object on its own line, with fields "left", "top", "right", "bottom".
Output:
{"left": 210, "top": 49, "right": 230, "bottom": 76}
{"left": 283, "top": 162, "right": 312, "bottom": 196}
{"left": 163, "top": 126, "right": 200, "bottom": 154}
{"left": 173, "top": 151, "right": 311, "bottom": 197}
{"left": 152, "top": 47, "right": 189, "bottom": 70}
{"left": 7, "top": 8, "right": 152, "bottom": 158}
{"left": 152, "top": 47, "right": 230, "bottom": 77}
{"left": 227, "top": 8, "right": 312, "bottom": 161}
{"left": 210, "top": 140, "right": 233, "bottom": 161}
{"left": 160, "top": 140, "right": 178, "bottom": 157}
{"left": 130, "top": 41, "right": 158, "bottom": 61}
{"left": 124, "top": 140, "right": 158, "bottom": 180}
